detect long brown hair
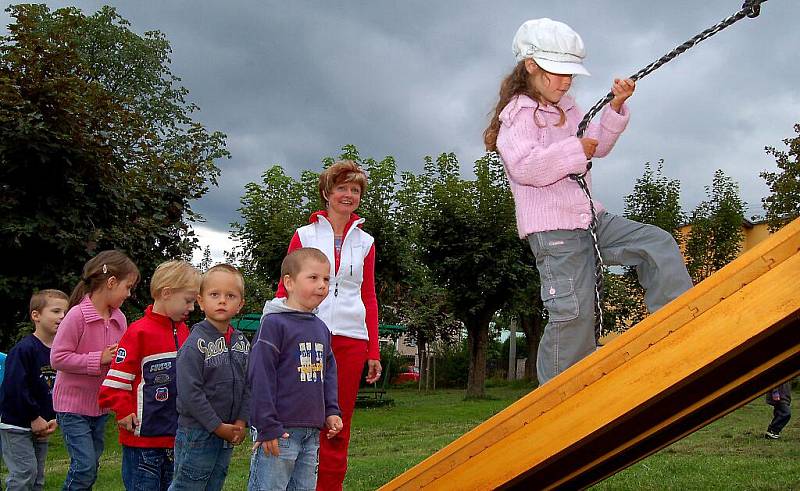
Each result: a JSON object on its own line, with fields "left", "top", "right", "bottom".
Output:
{"left": 484, "top": 60, "right": 566, "bottom": 152}
{"left": 69, "top": 250, "right": 140, "bottom": 309}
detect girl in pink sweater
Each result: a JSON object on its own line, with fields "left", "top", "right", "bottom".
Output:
{"left": 51, "top": 250, "right": 139, "bottom": 490}
{"left": 486, "top": 18, "right": 692, "bottom": 385}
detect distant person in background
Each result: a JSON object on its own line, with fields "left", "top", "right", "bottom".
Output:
{"left": 268, "top": 160, "right": 381, "bottom": 490}
{"left": 765, "top": 381, "right": 792, "bottom": 439}
{"left": 0, "top": 289, "right": 68, "bottom": 491}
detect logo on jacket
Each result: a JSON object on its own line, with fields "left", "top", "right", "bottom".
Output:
{"left": 231, "top": 337, "right": 250, "bottom": 355}
{"left": 115, "top": 348, "right": 127, "bottom": 364}
{"left": 154, "top": 373, "right": 170, "bottom": 385}
{"left": 297, "top": 342, "right": 324, "bottom": 382}
{"left": 155, "top": 387, "right": 169, "bottom": 402}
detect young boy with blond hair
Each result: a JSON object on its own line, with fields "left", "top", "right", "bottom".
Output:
{"left": 99, "top": 260, "right": 201, "bottom": 490}
{"left": 171, "top": 264, "right": 251, "bottom": 491}
{"left": 248, "top": 248, "right": 342, "bottom": 491}
{"left": 0, "top": 289, "right": 68, "bottom": 491}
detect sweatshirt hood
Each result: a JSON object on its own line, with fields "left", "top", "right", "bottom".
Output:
{"left": 261, "top": 297, "right": 318, "bottom": 321}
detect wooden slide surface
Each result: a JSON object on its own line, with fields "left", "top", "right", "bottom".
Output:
{"left": 381, "top": 217, "right": 800, "bottom": 490}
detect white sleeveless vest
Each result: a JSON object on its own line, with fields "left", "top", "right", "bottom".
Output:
{"left": 296, "top": 215, "right": 374, "bottom": 340}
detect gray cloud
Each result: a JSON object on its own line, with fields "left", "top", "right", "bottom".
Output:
{"left": 3, "top": 0, "right": 797, "bottom": 240}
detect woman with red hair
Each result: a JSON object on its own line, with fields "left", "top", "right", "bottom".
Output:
{"left": 267, "top": 160, "right": 381, "bottom": 490}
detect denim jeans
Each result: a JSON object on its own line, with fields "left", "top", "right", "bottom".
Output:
{"left": 56, "top": 412, "right": 109, "bottom": 491}
{"left": 249, "top": 427, "right": 320, "bottom": 491}
{"left": 0, "top": 428, "right": 49, "bottom": 491}
{"left": 169, "top": 426, "right": 232, "bottom": 491}
{"left": 121, "top": 446, "right": 174, "bottom": 491}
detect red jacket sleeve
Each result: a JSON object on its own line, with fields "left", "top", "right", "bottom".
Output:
{"left": 361, "top": 244, "right": 380, "bottom": 359}
{"left": 275, "top": 231, "right": 304, "bottom": 299}
{"left": 98, "top": 325, "right": 140, "bottom": 420}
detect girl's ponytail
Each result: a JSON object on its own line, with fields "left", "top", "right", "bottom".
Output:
{"left": 69, "top": 250, "right": 140, "bottom": 309}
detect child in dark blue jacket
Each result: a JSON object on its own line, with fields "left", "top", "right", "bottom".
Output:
{"left": 0, "top": 289, "right": 68, "bottom": 491}
{"left": 171, "top": 264, "right": 251, "bottom": 491}
{"left": 248, "top": 248, "right": 342, "bottom": 491}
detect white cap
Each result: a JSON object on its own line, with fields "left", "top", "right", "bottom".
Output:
{"left": 512, "top": 18, "right": 590, "bottom": 76}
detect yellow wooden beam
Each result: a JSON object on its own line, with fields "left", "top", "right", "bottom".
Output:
{"left": 381, "top": 217, "right": 800, "bottom": 490}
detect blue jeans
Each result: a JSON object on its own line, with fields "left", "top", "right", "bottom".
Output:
{"left": 122, "top": 446, "right": 174, "bottom": 491}
{"left": 56, "top": 412, "right": 109, "bottom": 491}
{"left": 169, "top": 426, "right": 232, "bottom": 491}
{"left": 248, "top": 427, "right": 319, "bottom": 491}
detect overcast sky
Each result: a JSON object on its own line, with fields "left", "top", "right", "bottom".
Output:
{"left": 4, "top": 1, "right": 798, "bottom": 262}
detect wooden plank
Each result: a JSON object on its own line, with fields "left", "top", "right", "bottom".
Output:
{"left": 381, "top": 216, "right": 800, "bottom": 490}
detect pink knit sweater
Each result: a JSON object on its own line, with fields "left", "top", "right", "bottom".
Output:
{"left": 496, "top": 94, "right": 630, "bottom": 237}
{"left": 51, "top": 295, "right": 127, "bottom": 416}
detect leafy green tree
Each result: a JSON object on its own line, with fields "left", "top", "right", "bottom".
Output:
{"left": 0, "top": 5, "right": 227, "bottom": 345}
{"left": 685, "top": 170, "right": 745, "bottom": 283}
{"left": 417, "top": 152, "right": 536, "bottom": 397}
{"left": 760, "top": 123, "right": 800, "bottom": 232}
{"left": 231, "top": 165, "right": 310, "bottom": 291}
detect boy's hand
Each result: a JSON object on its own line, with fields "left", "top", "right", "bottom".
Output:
{"left": 100, "top": 343, "right": 119, "bottom": 365}
{"left": 117, "top": 413, "right": 139, "bottom": 432}
{"left": 252, "top": 433, "right": 290, "bottom": 456}
{"left": 30, "top": 416, "right": 48, "bottom": 435}
{"left": 610, "top": 78, "right": 635, "bottom": 113}
{"left": 326, "top": 415, "right": 343, "bottom": 439}
{"left": 232, "top": 419, "right": 247, "bottom": 445}
{"left": 214, "top": 423, "right": 243, "bottom": 444}
{"left": 772, "top": 390, "right": 782, "bottom": 402}
{"left": 580, "top": 138, "right": 598, "bottom": 159}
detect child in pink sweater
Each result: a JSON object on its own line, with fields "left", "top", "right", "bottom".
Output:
{"left": 486, "top": 18, "right": 692, "bottom": 385}
{"left": 51, "top": 250, "right": 139, "bottom": 490}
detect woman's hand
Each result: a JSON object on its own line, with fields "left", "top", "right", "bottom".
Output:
{"left": 610, "top": 78, "right": 635, "bottom": 113}
{"left": 365, "top": 359, "right": 382, "bottom": 384}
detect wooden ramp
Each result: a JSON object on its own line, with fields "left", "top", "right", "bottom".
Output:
{"left": 381, "top": 217, "right": 800, "bottom": 491}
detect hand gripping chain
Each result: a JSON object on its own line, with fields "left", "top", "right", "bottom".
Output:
{"left": 568, "top": 0, "right": 766, "bottom": 342}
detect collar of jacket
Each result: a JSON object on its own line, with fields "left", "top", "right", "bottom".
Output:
{"left": 309, "top": 210, "right": 365, "bottom": 238}
{"left": 79, "top": 294, "right": 126, "bottom": 326}
{"left": 500, "top": 93, "right": 576, "bottom": 124}
{"left": 143, "top": 305, "right": 178, "bottom": 329}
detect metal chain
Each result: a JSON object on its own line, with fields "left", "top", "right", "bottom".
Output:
{"left": 567, "top": 0, "right": 767, "bottom": 342}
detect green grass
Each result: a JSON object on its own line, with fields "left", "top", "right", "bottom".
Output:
{"left": 29, "top": 384, "right": 798, "bottom": 490}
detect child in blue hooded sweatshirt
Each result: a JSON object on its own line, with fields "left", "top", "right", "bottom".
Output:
{"left": 248, "top": 248, "right": 342, "bottom": 491}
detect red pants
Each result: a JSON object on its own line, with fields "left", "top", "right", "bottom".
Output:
{"left": 316, "top": 336, "right": 368, "bottom": 491}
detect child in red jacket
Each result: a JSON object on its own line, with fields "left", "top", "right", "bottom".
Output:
{"left": 99, "top": 260, "right": 201, "bottom": 491}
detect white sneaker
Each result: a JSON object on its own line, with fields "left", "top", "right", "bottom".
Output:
{"left": 765, "top": 431, "right": 780, "bottom": 439}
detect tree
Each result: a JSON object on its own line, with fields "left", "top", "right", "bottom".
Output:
{"left": 417, "top": 152, "right": 536, "bottom": 397}
{"left": 0, "top": 5, "right": 228, "bottom": 345}
{"left": 685, "top": 170, "right": 745, "bottom": 283}
{"left": 614, "top": 161, "right": 686, "bottom": 328}
{"left": 760, "top": 123, "right": 800, "bottom": 232}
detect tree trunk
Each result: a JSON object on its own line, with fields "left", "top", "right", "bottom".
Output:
{"left": 417, "top": 337, "right": 427, "bottom": 391}
{"left": 465, "top": 311, "right": 492, "bottom": 398}
{"left": 520, "top": 311, "right": 544, "bottom": 381}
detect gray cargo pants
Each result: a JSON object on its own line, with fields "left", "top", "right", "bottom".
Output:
{"left": 0, "top": 428, "right": 48, "bottom": 491}
{"left": 528, "top": 212, "right": 693, "bottom": 385}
